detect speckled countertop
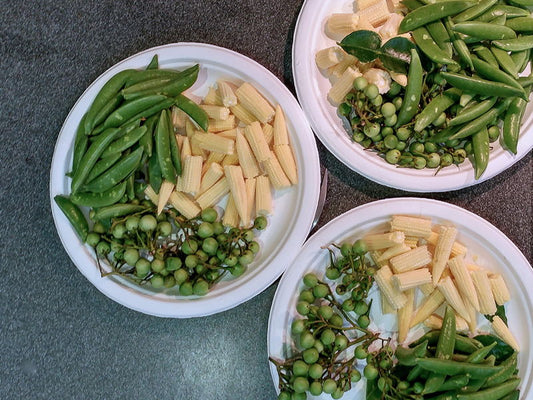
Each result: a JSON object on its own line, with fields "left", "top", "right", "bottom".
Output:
{"left": 1, "top": 1, "right": 531, "bottom": 399}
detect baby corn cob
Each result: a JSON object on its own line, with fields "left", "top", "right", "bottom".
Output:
{"left": 273, "top": 105, "right": 289, "bottom": 146}
{"left": 364, "top": 231, "right": 405, "bottom": 251}
{"left": 255, "top": 175, "right": 272, "bottom": 216}
{"left": 427, "top": 232, "right": 467, "bottom": 257}
{"left": 419, "top": 282, "right": 435, "bottom": 297}
{"left": 397, "top": 289, "right": 415, "bottom": 344}
{"left": 180, "top": 136, "right": 192, "bottom": 159}
{"left": 356, "top": 0, "right": 390, "bottom": 27}
{"left": 381, "top": 291, "right": 396, "bottom": 315}
{"left": 203, "top": 86, "right": 223, "bottom": 106}
{"left": 144, "top": 185, "right": 158, "bottom": 205}
{"left": 196, "top": 132, "right": 235, "bottom": 155}
{"left": 224, "top": 165, "right": 248, "bottom": 226}
{"left": 245, "top": 178, "right": 256, "bottom": 225}
{"left": 377, "top": 243, "right": 411, "bottom": 262}
{"left": 424, "top": 313, "right": 469, "bottom": 332}
{"left": 217, "top": 80, "right": 238, "bottom": 107}
{"left": 181, "top": 155, "right": 203, "bottom": 195}
{"left": 236, "top": 129, "right": 260, "bottom": 179}
{"left": 375, "top": 265, "right": 407, "bottom": 310}
{"left": 328, "top": 54, "right": 358, "bottom": 80}
{"left": 274, "top": 144, "right": 298, "bottom": 185}
{"left": 410, "top": 289, "right": 446, "bottom": 328}
{"left": 404, "top": 236, "right": 419, "bottom": 248}
{"left": 245, "top": 121, "right": 271, "bottom": 163}
{"left": 448, "top": 255, "right": 480, "bottom": 311}
{"left": 390, "top": 215, "right": 433, "bottom": 238}
{"left": 389, "top": 245, "right": 432, "bottom": 273}
{"left": 490, "top": 274, "right": 511, "bottom": 306}
{"left": 262, "top": 151, "right": 291, "bottom": 190}
{"left": 157, "top": 180, "right": 175, "bottom": 215}
{"left": 230, "top": 104, "right": 257, "bottom": 125}
{"left": 221, "top": 153, "right": 239, "bottom": 167}
{"left": 199, "top": 162, "right": 224, "bottom": 195}
{"left": 392, "top": 268, "right": 432, "bottom": 291}
{"left": 222, "top": 194, "right": 239, "bottom": 228}
{"left": 328, "top": 66, "right": 362, "bottom": 105}
{"left": 169, "top": 191, "right": 201, "bottom": 220}
{"left": 199, "top": 105, "right": 230, "bottom": 121}
{"left": 207, "top": 115, "right": 236, "bottom": 133}
{"left": 235, "top": 82, "right": 275, "bottom": 124}
{"left": 196, "top": 177, "right": 229, "bottom": 210}
{"left": 471, "top": 270, "right": 497, "bottom": 315}
{"left": 432, "top": 226, "right": 458, "bottom": 285}
{"left": 492, "top": 316, "right": 519, "bottom": 351}
{"left": 370, "top": 250, "right": 388, "bottom": 268}
{"left": 437, "top": 276, "right": 471, "bottom": 323}
{"left": 326, "top": 13, "right": 360, "bottom": 38}
{"left": 315, "top": 46, "right": 346, "bottom": 70}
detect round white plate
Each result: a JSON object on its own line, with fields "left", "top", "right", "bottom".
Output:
{"left": 50, "top": 43, "right": 321, "bottom": 318}
{"left": 268, "top": 198, "right": 533, "bottom": 398}
{"left": 292, "top": 0, "right": 533, "bottom": 192}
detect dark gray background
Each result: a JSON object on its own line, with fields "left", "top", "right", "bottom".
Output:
{"left": 1, "top": 1, "right": 531, "bottom": 399}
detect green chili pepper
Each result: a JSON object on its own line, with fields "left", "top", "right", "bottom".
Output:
{"left": 444, "top": 17, "right": 474, "bottom": 69}
{"left": 84, "top": 147, "right": 144, "bottom": 193}
{"left": 506, "top": 17, "right": 533, "bottom": 33}
{"left": 438, "top": 374, "right": 470, "bottom": 392}
{"left": 396, "top": 340, "right": 429, "bottom": 366}
{"left": 139, "top": 113, "right": 158, "bottom": 157}
{"left": 449, "top": 97, "right": 498, "bottom": 127}
{"left": 93, "top": 203, "right": 146, "bottom": 221}
{"left": 155, "top": 109, "right": 176, "bottom": 184}
{"left": 54, "top": 195, "right": 89, "bottom": 241}
{"left": 503, "top": 85, "right": 531, "bottom": 154}
{"left": 471, "top": 57, "right": 524, "bottom": 92}
{"left": 416, "top": 358, "right": 503, "bottom": 379}
{"left": 415, "top": 88, "right": 461, "bottom": 132}
{"left": 85, "top": 152, "right": 122, "bottom": 183}
{"left": 475, "top": 5, "right": 529, "bottom": 22}
{"left": 70, "top": 181, "right": 127, "bottom": 208}
{"left": 396, "top": 49, "right": 423, "bottom": 127}
{"left": 465, "top": 341, "right": 497, "bottom": 363}
{"left": 472, "top": 45, "right": 499, "bottom": 68}
{"left": 91, "top": 94, "right": 122, "bottom": 133}
{"left": 453, "top": 21, "right": 516, "bottom": 40}
{"left": 148, "top": 149, "right": 163, "bottom": 194}
{"left": 490, "top": 47, "right": 519, "bottom": 77}
{"left": 453, "top": 0, "right": 497, "bottom": 23}
{"left": 457, "top": 378, "right": 520, "bottom": 400}
{"left": 412, "top": 26, "right": 458, "bottom": 65}
{"left": 175, "top": 94, "right": 209, "bottom": 132}
{"left": 100, "top": 125, "right": 147, "bottom": 158}
{"left": 493, "top": 35, "right": 533, "bottom": 52}
{"left": 84, "top": 69, "right": 136, "bottom": 134}
{"left": 146, "top": 54, "right": 158, "bottom": 70}
{"left": 166, "top": 109, "right": 182, "bottom": 175}
{"left": 449, "top": 99, "right": 511, "bottom": 140}
{"left": 398, "top": 1, "right": 476, "bottom": 33}
{"left": 72, "top": 114, "right": 89, "bottom": 175}
{"left": 70, "top": 127, "right": 121, "bottom": 193}
{"left": 440, "top": 72, "right": 525, "bottom": 98}
{"left": 103, "top": 94, "right": 167, "bottom": 128}
{"left": 472, "top": 127, "right": 489, "bottom": 179}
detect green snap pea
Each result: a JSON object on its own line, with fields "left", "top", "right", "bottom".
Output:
{"left": 412, "top": 26, "right": 457, "bottom": 65}
{"left": 472, "top": 127, "right": 489, "bottom": 179}
{"left": 444, "top": 18, "right": 474, "bottom": 69}
{"left": 148, "top": 150, "right": 163, "bottom": 194}
{"left": 124, "top": 69, "right": 191, "bottom": 87}
{"left": 54, "top": 195, "right": 89, "bottom": 241}
{"left": 503, "top": 89, "right": 530, "bottom": 154}
{"left": 449, "top": 97, "right": 498, "bottom": 127}
{"left": 491, "top": 14, "right": 508, "bottom": 26}
{"left": 70, "top": 181, "right": 127, "bottom": 208}
{"left": 85, "top": 153, "right": 122, "bottom": 183}
{"left": 440, "top": 72, "right": 525, "bottom": 98}
{"left": 493, "top": 35, "right": 533, "bottom": 52}
{"left": 518, "top": 75, "right": 533, "bottom": 87}
{"left": 103, "top": 94, "right": 167, "bottom": 128}
{"left": 120, "top": 97, "right": 176, "bottom": 128}
{"left": 471, "top": 57, "right": 525, "bottom": 93}
{"left": 396, "top": 49, "right": 423, "bottom": 127}
{"left": 506, "top": 17, "right": 533, "bottom": 33}
{"left": 139, "top": 114, "right": 158, "bottom": 157}
{"left": 396, "top": 340, "right": 429, "bottom": 366}
{"left": 100, "top": 125, "right": 147, "bottom": 158}
{"left": 499, "top": 391, "right": 519, "bottom": 400}
{"left": 407, "top": 364, "right": 424, "bottom": 381}
{"left": 416, "top": 358, "right": 503, "bottom": 379}
{"left": 475, "top": 5, "right": 529, "bottom": 22}
{"left": 453, "top": 22, "right": 516, "bottom": 40}
{"left": 506, "top": 0, "right": 533, "bottom": 6}
{"left": 457, "top": 378, "right": 520, "bottom": 400}
{"left": 414, "top": 88, "right": 461, "bottom": 132}
{"left": 155, "top": 109, "right": 176, "bottom": 184}
{"left": 462, "top": 378, "right": 487, "bottom": 393}
{"left": 166, "top": 109, "right": 182, "bottom": 175}
{"left": 511, "top": 49, "right": 531, "bottom": 73}
{"left": 92, "top": 203, "right": 146, "bottom": 221}
{"left": 398, "top": 1, "right": 476, "bottom": 33}
{"left": 427, "top": 20, "right": 454, "bottom": 57}
{"left": 449, "top": 99, "right": 511, "bottom": 140}
{"left": 484, "top": 352, "right": 518, "bottom": 388}
{"left": 465, "top": 341, "right": 497, "bottom": 363}
{"left": 428, "top": 126, "right": 461, "bottom": 143}
{"left": 491, "top": 47, "right": 519, "bottom": 77}
{"left": 91, "top": 94, "right": 122, "bottom": 133}
{"left": 454, "top": 334, "right": 483, "bottom": 354}
{"left": 72, "top": 114, "right": 89, "bottom": 175}
{"left": 175, "top": 94, "right": 209, "bottom": 132}
{"left": 126, "top": 174, "right": 135, "bottom": 200}
{"left": 453, "top": 0, "right": 497, "bottom": 23}
{"left": 438, "top": 375, "right": 470, "bottom": 392}
{"left": 84, "top": 69, "right": 136, "bottom": 134}
{"left": 146, "top": 54, "right": 158, "bottom": 70}
{"left": 121, "top": 78, "right": 173, "bottom": 99}
{"left": 84, "top": 147, "right": 144, "bottom": 193}
{"left": 410, "top": 330, "right": 441, "bottom": 347}
{"left": 401, "top": 0, "right": 424, "bottom": 11}
{"left": 473, "top": 45, "right": 499, "bottom": 68}
{"left": 71, "top": 127, "right": 121, "bottom": 193}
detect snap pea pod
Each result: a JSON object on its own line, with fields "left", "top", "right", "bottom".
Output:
{"left": 453, "top": 0, "right": 498, "bottom": 23}
{"left": 126, "top": 174, "right": 135, "bottom": 201}
{"left": 471, "top": 57, "right": 525, "bottom": 93}
{"left": 54, "top": 195, "right": 89, "bottom": 241}
{"left": 166, "top": 109, "right": 182, "bottom": 175}
{"left": 438, "top": 374, "right": 470, "bottom": 392}
{"left": 70, "top": 181, "right": 127, "bottom": 208}
{"left": 518, "top": 75, "right": 533, "bottom": 87}
{"left": 412, "top": 26, "right": 457, "bottom": 65}
{"left": 414, "top": 88, "right": 461, "bottom": 132}
{"left": 482, "top": 355, "right": 496, "bottom": 366}
{"left": 401, "top": 0, "right": 424, "bottom": 10}
{"left": 506, "top": 17, "right": 533, "bottom": 33}
{"left": 416, "top": 358, "right": 503, "bottom": 379}
{"left": 449, "top": 99, "right": 512, "bottom": 140}
{"left": 461, "top": 378, "right": 487, "bottom": 393}
{"left": 484, "top": 352, "right": 518, "bottom": 388}
{"left": 124, "top": 69, "right": 191, "bottom": 87}
{"left": 398, "top": 1, "right": 476, "bottom": 33}
{"left": 103, "top": 94, "right": 167, "bottom": 128}
{"left": 84, "top": 69, "right": 136, "bottom": 134}
{"left": 91, "top": 94, "right": 122, "bottom": 133}
{"left": 122, "top": 97, "right": 176, "bottom": 127}
{"left": 465, "top": 341, "right": 497, "bottom": 363}
{"left": 499, "top": 391, "right": 519, "bottom": 400}
{"left": 85, "top": 153, "right": 122, "bottom": 183}
{"left": 92, "top": 203, "right": 146, "bottom": 221}
{"left": 100, "top": 125, "right": 147, "bottom": 158}
{"left": 453, "top": 22, "right": 517, "bottom": 40}
{"left": 175, "top": 94, "right": 209, "bottom": 132}
{"left": 503, "top": 85, "right": 531, "bottom": 154}
{"left": 84, "top": 147, "right": 144, "bottom": 193}
{"left": 121, "top": 77, "right": 173, "bottom": 99}
{"left": 493, "top": 35, "right": 533, "bottom": 51}
{"left": 510, "top": 49, "right": 531, "bottom": 74}
{"left": 490, "top": 47, "right": 519, "bottom": 77}
{"left": 407, "top": 364, "right": 424, "bottom": 381}
{"left": 449, "top": 97, "right": 498, "bottom": 126}
{"left": 396, "top": 49, "right": 423, "bottom": 127}
{"left": 155, "top": 109, "right": 176, "bottom": 184}
{"left": 506, "top": 0, "right": 533, "bottom": 6}
{"left": 444, "top": 18, "right": 474, "bottom": 69}
{"left": 72, "top": 114, "right": 89, "bottom": 175}
{"left": 457, "top": 378, "right": 520, "bottom": 400}
{"left": 396, "top": 340, "right": 429, "bottom": 366}
{"left": 475, "top": 5, "right": 529, "bottom": 22}
{"left": 427, "top": 20, "right": 454, "bottom": 57}
{"left": 139, "top": 114, "right": 158, "bottom": 157}
{"left": 148, "top": 149, "right": 163, "bottom": 194}
{"left": 71, "top": 127, "right": 121, "bottom": 194}
{"left": 472, "top": 127, "right": 489, "bottom": 179}
{"left": 146, "top": 54, "right": 158, "bottom": 70}
{"left": 440, "top": 72, "right": 525, "bottom": 98}
{"left": 472, "top": 45, "right": 499, "bottom": 68}
{"left": 454, "top": 334, "right": 483, "bottom": 353}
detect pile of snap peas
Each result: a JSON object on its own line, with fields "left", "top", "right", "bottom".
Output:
{"left": 270, "top": 240, "right": 521, "bottom": 400}
{"left": 54, "top": 55, "right": 265, "bottom": 294}
{"left": 339, "top": 0, "right": 533, "bottom": 179}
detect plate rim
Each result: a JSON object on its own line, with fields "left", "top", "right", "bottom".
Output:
{"left": 267, "top": 197, "right": 533, "bottom": 396}
{"left": 49, "top": 42, "right": 321, "bottom": 318}
{"left": 291, "top": 0, "right": 533, "bottom": 193}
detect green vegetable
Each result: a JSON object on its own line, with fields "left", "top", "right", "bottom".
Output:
{"left": 398, "top": 1, "right": 476, "bottom": 33}
{"left": 396, "top": 48, "right": 423, "bottom": 127}
{"left": 54, "top": 195, "right": 89, "bottom": 241}
{"left": 155, "top": 109, "right": 176, "bottom": 184}
{"left": 416, "top": 358, "right": 503, "bottom": 379}
{"left": 472, "top": 127, "right": 489, "bottom": 179}
{"left": 175, "top": 94, "right": 209, "bottom": 132}
{"left": 70, "top": 181, "right": 127, "bottom": 208}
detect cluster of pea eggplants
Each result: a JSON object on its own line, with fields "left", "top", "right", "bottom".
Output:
{"left": 54, "top": 55, "right": 264, "bottom": 294}
{"left": 338, "top": 0, "right": 533, "bottom": 179}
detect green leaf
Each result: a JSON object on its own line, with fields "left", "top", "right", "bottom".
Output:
{"left": 484, "top": 304, "right": 508, "bottom": 325}
{"left": 339, "top": 31, "right": 415, "bottom": 73}
{"left": 339, "top": 30, "right": 382, "bottom": 63}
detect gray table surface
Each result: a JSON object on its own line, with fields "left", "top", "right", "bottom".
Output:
{"left": 1, "top": 1, "right": 531, "bottom": 399}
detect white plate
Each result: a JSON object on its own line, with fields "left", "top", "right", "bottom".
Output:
{"left": 50, "top": 43, "right": 321, "bottom": 318}
{"left": 268, "top": 198, "right": 533, "bottom": 398}
{"left": 292, "top": 0, "right": 533, "bottom": 192}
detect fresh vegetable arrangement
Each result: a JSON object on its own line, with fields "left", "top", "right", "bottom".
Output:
{"left": 270, "top": 216, "right": 521, "bottom": 399}
{"left": 316, "top": 0, "right": 533, "bottom": 178}
{"left": 55, "top": 54, "right": 299, "bottom": 295}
